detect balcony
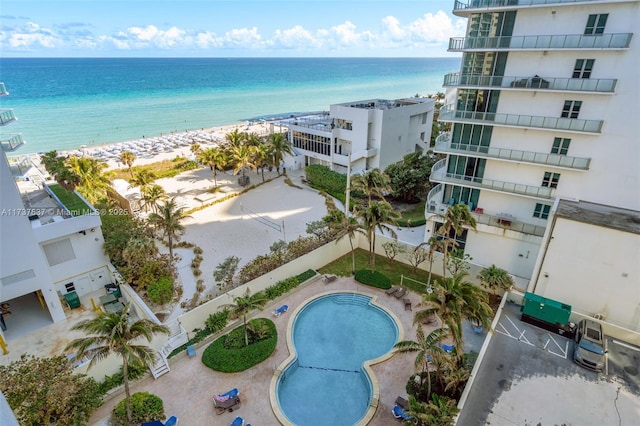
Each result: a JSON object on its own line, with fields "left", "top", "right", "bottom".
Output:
{"left": 448, "top": 33, "right": 633, "bottom": 51}
{"left": 430, "top": 158, "right": 554, "bottom": 199}
{"left": 0, "top": 134, "right": 25, "bottom": 152}
{"left": 434, "top": 132, "right": 591, "bottom": 170}
{"left": 454, "top": 0, "right": 609, "bottom": 15}
{"left": 439, "top": 105, "right": 603, "bottom": 134}
{"left": 0, "top": 83, "right": 8, "bottom": 96}
{"left": 425, "top": 184, "right": 547, "bottom": 236}
{"left": 0, "top": 109, "right": 17, "bottom": 126}
{"left": 443, "top": 72, "right": 617, "bottom": 93}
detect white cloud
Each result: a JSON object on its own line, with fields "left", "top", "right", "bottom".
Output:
{"left": 0, "top": 10, "right": 465, "bottom": 55}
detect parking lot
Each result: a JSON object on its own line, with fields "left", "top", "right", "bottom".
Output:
{"left": 458, "top": 302, "right": 640, "bottom": 426}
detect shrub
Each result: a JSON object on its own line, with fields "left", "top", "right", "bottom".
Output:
{"left": 264, "top": 277, "right": 299, "bottom": 300}
{"left": 193, "top": 246, "right": 203, "bottom": 255}
{"left": 202, "top": 319, "right": 277, "bottom": 372}
{"left": 205, "top": 309, "right": 229, "bottom": 333}
{"left": 147, "top": 276, "right": 174, "bottom": 304}
{"left": 297, "top": 269, "right": 317, "bottom": 282}
{"left": 196, "top": 279, "right": 205, "bottom": 293}
{"left": 97, "top": 359, "right": 148, "bottom": 395}
{"left": 304, "top": 164, "right": 347, "bottom": 203}
{"left": 111, "top": 391, "right": 165, "bottom": 426}
{"left": 354, "top": 269, "right": 392, "bottom": 289}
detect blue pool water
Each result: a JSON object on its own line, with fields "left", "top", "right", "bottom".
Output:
{"left": 276, "top": 293, "right": 398, "bottom": 426}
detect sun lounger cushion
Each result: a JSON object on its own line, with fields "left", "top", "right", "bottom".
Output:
{"left": 394, "top": 287, "right": 407, "bottom": 299}
{"left": 214, "top": 388, "right": 239, "bottom": 402}
{"left": 392, "top": 405, "right": 411, "bottom": 420}
{"left": 385, "top": 286, "right": 399, "bottom": 295}
{"left": 272, "top": 305, "right": 289, "bottom": 316}
{"left": 230, "top": 416, "right": 243, "bottom": 426}
{"left": 164, "top": 416, "right": 178, "bottom": 426}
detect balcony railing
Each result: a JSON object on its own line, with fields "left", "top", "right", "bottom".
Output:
{"left": 439, "top": 105, "right": 603, "bottom": 133}
{"left": 0, "top": 134, "right": 25, "bottom": 152}
{"left": 431, "top": 159, "right": 554, "bottom": 199}
{"left": 434, "top": 133, "right": 590, "bottom": 170}
{"left": 454, "top": 0, "right": 605, "bottom": 12}
{"left": 443, "top": 72, "right": 617, "bottom": 93}
{"left": 449, "top": 33, "right": 633, "bottom": 51}
{"left": 425, "top": 183, "right": 546, "bottom": 236}
{"left": 0, "top": 83, "right": 8, "bottom": 96}
{"left": 0, "top": 109, "right": 17, "bottom": 126}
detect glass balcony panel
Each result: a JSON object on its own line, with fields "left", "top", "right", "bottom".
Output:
{"left": 450, "top": 33, "right": 632, "bottom": 51}
{"left": 445, "top": 72, "right": 617, "bottom": 93}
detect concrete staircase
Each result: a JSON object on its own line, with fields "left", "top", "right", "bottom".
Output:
{"left": 150, "top": 320, "right": 188, "bottom": 379}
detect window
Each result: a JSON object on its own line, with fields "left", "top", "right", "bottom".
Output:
{"left": 533, "top": 203, "right": 551, "bottom": 219}
{"left": 542, "top": 172, "right": 560, "bottom": 188}
{"left": 420, "top": 131, "right": 426, "bottom": 142}
{"left": 584, "top": 14, "right": 608, "bottom": 35}
{"left": 572, "top": 59, "right": 595, "bottom": 79}
{"left": 551, "top": 137, "right": 571, "bottom": 155}
{"left": 561, "top": 100, "right": 582, "bottom": 119}
{"left": 43, "top": 238, "right": 76, "bottom": 266}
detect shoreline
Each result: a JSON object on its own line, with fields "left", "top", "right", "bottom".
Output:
{"left": 10, "top": 119, "right": 284, "bottom": 174}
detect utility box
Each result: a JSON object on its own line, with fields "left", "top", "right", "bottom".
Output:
{"left": 521, "top": 292, "right": 574, "bottom": 337}
{"left": 64, "top": 291, "right": 81, "bottom": 309}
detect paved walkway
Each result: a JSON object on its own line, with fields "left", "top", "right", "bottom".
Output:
{"left": 90, "top": 277, "right": 435, "bottom": 426}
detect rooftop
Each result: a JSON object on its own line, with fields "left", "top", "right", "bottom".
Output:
{"left": 337, "top": 97, "right": 432, "bottom": 110}
{"left": 555, "top": 199, "right": 640, "bottom": 235}
{"left": 16, "top": 179, "right": 96, "bottom": 226}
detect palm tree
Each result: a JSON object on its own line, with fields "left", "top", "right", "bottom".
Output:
{"left": 357, "top": 200, "right": 400, "bottom": 267}
{"left": 65, "top": 155, "right": 113, "bottom": 204}
{"left": 225, "top": 128, "right": 246, "bottom": 148}
{"left": 244, "top": 132, "right": 262, "bottom": 147}
{"left": 251, "top": 143, "right": 269, "bottom": 181}
{"left": 119, "top": 151, "right": 136, "bottom": 179}
{"left": 222, "top": 289, "right": 267, "bottom": 346}
{"left": 230, "top": 144, "right": 256, "bottom": 179}
{"left": 414, "top": 272, "right": 493, "bottom": 352}
{"left": 478, "top": 264, "right": 515, "bottom": 295}
{"left": 438, "top": 203, "right": 477, "bottom": 278}
{"left": 267, "top": 132, "right": 293, "bottom": 175}
{"left": 65, "top": 305, "right": 169, "bottom": 425}
{"left": 141, "top": 184, "right": 167, "bottom": 213}
{"left": 198, "top": 147, "right": 227, "bottom": 187}
{"left": 351, "top": 168, "right": 391, "bottom": 202}
{"left": 189, "top": 143, "right": 202, "bottom": 157}
{"left": 41, "top": 150, "right": 63, "bottom": 176}
{"left": 421, "top": 237, "right": 445, "bottom": 290}
{"left": 394, "top": 326, "right": 447, "bottom": 399}
{"left": 131, "top": 169, "right": 157, "bottom": 190}
{"left": 336, "top": 216, "right": 365, "bottom": 275}
{"left": 424, "top": 393, "right": 460, "bottom": 426}
{"left": 148, "top": 198, "right": 191, "bottom": 261}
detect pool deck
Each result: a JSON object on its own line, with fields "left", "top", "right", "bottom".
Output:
{"left": 89, "top": 276, "right": 436, "bottom": 425}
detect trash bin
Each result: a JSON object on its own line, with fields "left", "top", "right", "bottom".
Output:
{"left": 105, "top": 283, "right": 122, "bottom": 298}
{"left": 64, "top": 291, "right": 81, "bottom": 309}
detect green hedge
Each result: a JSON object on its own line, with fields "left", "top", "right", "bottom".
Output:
{"left": 202, "top": 318, "right": 277, "bottom": 372}
{"left": 305, "top": 165, "right": 347, "bottom": 203}
{"left": 168, "top": 270, "right": 315, "bottom": 359}
{"left": 354, "top": 269, "right": 392, "bottom": 289}
{"left": 396, "top": 218, "right": 427, "bottom": 227}
{"left": 111, "top": 391, "right": 165, "bottom": 426}
{"left": 147, "top": 276, "right": 173, "bottom": 304}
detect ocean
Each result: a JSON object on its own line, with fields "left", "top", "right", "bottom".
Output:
{"left": 0, "top": 57, "right": 460, "bottom": 155}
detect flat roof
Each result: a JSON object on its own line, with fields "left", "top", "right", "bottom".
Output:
{"left": 335, "top": 97, "right": 432, "bottom": 110}
{"left": 555, "top": 199, "right": 640, "bottom": 235}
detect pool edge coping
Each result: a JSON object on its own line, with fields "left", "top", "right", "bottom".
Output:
{"left": 268, "top": 289, "right": 405, "bottom": 426}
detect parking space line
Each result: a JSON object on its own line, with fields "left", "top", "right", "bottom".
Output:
{"left": 544, "top": 334, "right": 569, "bottom": 359}
{"left": 612, "top": 339, "right": 640, "bottom": 351}
{"left": 496, "top": 322, "right": 515, "bottom": 339}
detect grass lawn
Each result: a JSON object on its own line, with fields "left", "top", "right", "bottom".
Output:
{"left": 319, "top": 248, "right": 443, "bottom": 294}
{"left": 394, "top": 200, "right": 427, "bottom": 227}
{"left": 47, "top": 183, "right": 91, "bottom": 216}
{"left": 111, "top": 157, "right": 200, "bottom": 181}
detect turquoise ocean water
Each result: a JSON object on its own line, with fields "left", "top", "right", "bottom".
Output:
{"left": 0, "top": 57, "right": 460, "bottom": 155}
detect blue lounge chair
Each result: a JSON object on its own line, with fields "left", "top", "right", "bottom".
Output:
{"left": 214, "top": 388, "right": 241, "bottom": 414}
{"left": 230, "top": 416, "right": 243, "bottom": 426}
{"left": 272, "top": 304, "right": 288, "bottom": 317}
{"left": 392, "top": 405, "right": 411, "bottom": 420}
{"left": 164, "top": 416, "right": 178, "bottom": 426}
{"left": 441, "top": 343, "right": 454, "bottom": 353}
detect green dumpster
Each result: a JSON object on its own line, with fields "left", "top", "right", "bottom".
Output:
{"left": 64, "top": 291, "right": 81, "bottom": 309}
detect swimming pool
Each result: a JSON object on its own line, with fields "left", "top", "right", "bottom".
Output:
{"left": 275, "top": 293, "right": 399, "bottom": 425}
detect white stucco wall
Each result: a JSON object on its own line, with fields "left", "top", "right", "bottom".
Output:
{"left": 533, "top": 217, "right": 640, "bottom": 331}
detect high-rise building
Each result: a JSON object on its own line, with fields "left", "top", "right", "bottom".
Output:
{"left": 426, "top": 1, "right": 639, "bottom": 330}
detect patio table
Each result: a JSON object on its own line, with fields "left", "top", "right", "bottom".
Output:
{"left": 104, "top": 301, "right": 125, "bottom": 314}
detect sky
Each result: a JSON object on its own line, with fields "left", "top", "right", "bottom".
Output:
{"left": 0, "top": 0, "right": 467, "bottom": 57}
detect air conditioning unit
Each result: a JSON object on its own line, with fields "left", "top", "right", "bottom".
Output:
{"left": 592, "top": 313, "right": 606, "bottom": 320}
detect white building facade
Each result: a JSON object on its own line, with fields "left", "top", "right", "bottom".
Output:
{"left": 0, "top": 83, "right": 116, "bottom": 341}
{"left": 282, "top": 98, "right": 434, "bottom": 174}
{"left": 426, "top": 1, "right": 639, "bottom": 331}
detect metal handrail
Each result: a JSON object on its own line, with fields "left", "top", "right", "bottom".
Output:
{"left": 454, "top": 0, "right": 604, "bottom": 11}
{"left": 449, "top": 33, "right": 632, "bottom": 50}
{"left": 443, "top": 72, "right": 617, "bottom": 93}
{"left": 439, "top": 104, "right": 603, "bottom": 133}
{"left": 434, "top": 137, "right": 591, "bottom": 170}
